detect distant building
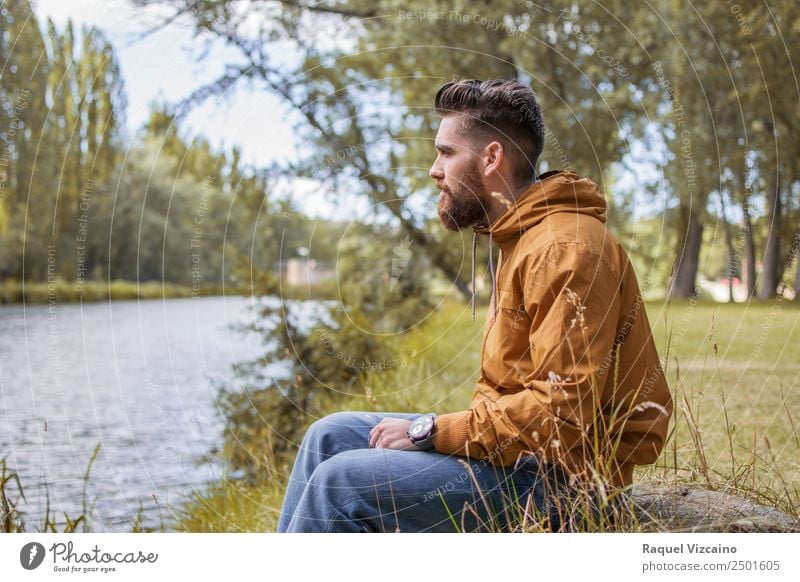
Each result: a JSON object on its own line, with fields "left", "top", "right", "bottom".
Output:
{"left": 285, "top": 258, "right": 335, "bottom": 287}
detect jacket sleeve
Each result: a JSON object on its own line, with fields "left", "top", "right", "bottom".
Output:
{"left": 433, "top": 241, "right": 624, "bottom": 471}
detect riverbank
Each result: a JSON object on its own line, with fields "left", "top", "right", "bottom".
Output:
{"left": 0, "top": 278, "right": 338, "bottom": 304}
{"left": 0, "top": 279, "right": 225, "bottom": 304}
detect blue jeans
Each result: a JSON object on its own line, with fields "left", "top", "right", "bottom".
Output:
{"left": 276, "top": 411, "right": 569, "bottom": 532}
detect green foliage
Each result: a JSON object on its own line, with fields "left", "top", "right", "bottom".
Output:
{"left": 335, "top": 224, "right": 434, "bottom": 332}
{"left": 216, "top": 223, "right": 433, "bottom": 479}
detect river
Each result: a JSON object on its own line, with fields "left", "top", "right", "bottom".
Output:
{"left": 0, "top": 295, "right": 286, "bottom": 532}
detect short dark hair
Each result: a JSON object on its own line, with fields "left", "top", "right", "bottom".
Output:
{"left": 434, "top": 79, "right": 545, "bottom": 185}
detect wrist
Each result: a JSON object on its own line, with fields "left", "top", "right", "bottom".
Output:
{"left": 407, "top": 414, "right": 438, "bottom": 451}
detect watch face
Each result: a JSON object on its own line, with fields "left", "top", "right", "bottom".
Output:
{"left": 410, "top": 416, "right": 433, "bottom": 439}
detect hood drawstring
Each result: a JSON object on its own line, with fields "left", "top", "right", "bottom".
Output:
{"left": 471, "top": 231, "right": 478, "bottom": 322}
{"left": 488, "top": 231, "right": 497, "bottom": 322}
{"left": 470, "top": 229, "right": 498, "bottom": 323}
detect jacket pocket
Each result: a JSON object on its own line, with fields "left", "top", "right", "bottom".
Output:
{"left": 483, "top": 290, "right": 532, "bottom": 387}
{"left": 497, "top": 290, "right": 529, "bottom": 337}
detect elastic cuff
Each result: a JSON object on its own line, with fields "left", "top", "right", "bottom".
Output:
{"left": 433, "top": 410, "right": 471, "bottom": 456}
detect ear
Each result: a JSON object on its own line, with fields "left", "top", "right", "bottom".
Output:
{"left": 483, "top": 141, "right": 504, "bottom": 178}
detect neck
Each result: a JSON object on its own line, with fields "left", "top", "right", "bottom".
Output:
{"left": 480, "top": 178, "right": 537, "bottom": 227}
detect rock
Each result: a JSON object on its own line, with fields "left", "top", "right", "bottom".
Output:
{"left": 627, "top": 482, "right": 800, "bottom": 532}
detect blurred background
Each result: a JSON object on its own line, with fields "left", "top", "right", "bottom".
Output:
{"left": 1, "top": 0, "right": 798, "bottom": 532}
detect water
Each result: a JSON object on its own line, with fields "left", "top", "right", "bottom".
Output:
{"left": 0, "top": 295, "right": 284, "bottom": 531}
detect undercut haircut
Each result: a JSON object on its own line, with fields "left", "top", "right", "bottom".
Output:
{"left": 434, "top": 79, "right": 545, "bottom": 186}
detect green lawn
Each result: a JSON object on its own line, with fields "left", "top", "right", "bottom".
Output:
{"left": 646, "top": 299, "right": 800, "bottom": 512}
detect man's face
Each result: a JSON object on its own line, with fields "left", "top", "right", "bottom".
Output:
{"left": 429, "top": 116, "right": 488, "bottom": 231}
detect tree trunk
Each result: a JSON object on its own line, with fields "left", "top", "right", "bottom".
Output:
{"left": 668, "top": 209, "right": 703, "bottom": 299}
{"left": 734, "top": 162, "right": 758, "bottom": 299}
{"left": 719, "top": 191, "right": 736, "bottom": 302}
{"left": 759, "top": 167, "right": 781, "bottom": 299}
{"left": 793, "top": 231, "right": 800, "bottom": 301}
{"left": 743, "top": 198, "right": 757, "bottom": 298}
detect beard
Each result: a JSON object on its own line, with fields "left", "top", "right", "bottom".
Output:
{"left": 436, "top": 160, "right": 488, "bottom": 231}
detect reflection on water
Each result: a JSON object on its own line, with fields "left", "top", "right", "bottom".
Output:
{"left": 0, "top": 295, "right": 276, "bottom": 531}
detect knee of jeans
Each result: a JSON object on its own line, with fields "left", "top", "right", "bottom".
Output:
{"left": 305, "top": 411, "right": 354, "bottom": 445}
{"left": 311, "top": 410, "right": 366, "bottom": 435}
{"left": 306, "top": 455, "right": 356, "bottom": 503}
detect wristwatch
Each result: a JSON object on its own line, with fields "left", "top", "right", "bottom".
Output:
{"left": 407, "top": 414, "right": 438, "bottom": 451}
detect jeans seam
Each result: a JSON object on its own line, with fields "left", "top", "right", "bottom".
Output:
{"left": 329, "top": 490, "right": 486, "bottom": 533}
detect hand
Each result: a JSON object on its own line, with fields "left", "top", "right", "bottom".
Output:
{"left": 368, "top": 418, "right": 421, "bottom": 451}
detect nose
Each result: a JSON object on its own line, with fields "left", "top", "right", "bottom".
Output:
{"left": 429, "top": 159, "right": 444, "bottom": 182}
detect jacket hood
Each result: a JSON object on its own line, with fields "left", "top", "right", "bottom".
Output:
{"left": 469, "top": 170, "right": 607, "bottom": 322}
{"left": 474, "top": 169, "right": 607, "bottom": 244}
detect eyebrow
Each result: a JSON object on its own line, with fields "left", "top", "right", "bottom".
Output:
{"left": 434, "top": 142, "right": 456, "bottom": 154}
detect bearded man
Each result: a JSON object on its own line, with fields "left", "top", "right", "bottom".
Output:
{"left": 277, "top": 79, "right": 673, "bottom": 533}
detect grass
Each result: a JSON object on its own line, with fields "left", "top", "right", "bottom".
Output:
{"left": 176, "top": 297, "right": 799, "bottom": 532}
{"left": 171, "top": 474, "right": 285, "bottom": 533}
{"left": 644, "top": 299, "right": 800, "bottom": 519}
{"left": 1, "top": 443, "right": 103, "bottom": 533}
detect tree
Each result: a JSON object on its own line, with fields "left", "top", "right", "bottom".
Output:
{"left": 0, "top": 2, "right": 128, "bottom": 282}
{"left": 0, "top": 0, "right": 54, "bottom": 280}
{"left": 131, "top": 0, "right": 672, "bottom": 303}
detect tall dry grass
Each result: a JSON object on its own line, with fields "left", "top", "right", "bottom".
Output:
{"left": 178, "top": 297, "right": 799, "bottom": 532}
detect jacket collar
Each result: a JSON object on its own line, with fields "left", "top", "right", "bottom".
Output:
{"left": 472, "top": 170, "right": 607, "bottom": 251}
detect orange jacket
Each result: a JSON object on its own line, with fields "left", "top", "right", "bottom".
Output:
{"left": 433, "top": 170, "right": 673, "bottom": 488}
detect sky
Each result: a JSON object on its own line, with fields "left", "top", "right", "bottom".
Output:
{"left": 33, "top": 0, "right": 372, "bottom": 220}
{"left": 35, "top": 0, "right": 295, "bottom": 166}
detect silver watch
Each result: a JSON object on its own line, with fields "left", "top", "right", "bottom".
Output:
{"left": 407, "top": 414, "right": 438, "bottom": 451}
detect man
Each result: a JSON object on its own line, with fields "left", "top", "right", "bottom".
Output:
{"left": 277, "top": 79, "right": 673, "bottom": 533}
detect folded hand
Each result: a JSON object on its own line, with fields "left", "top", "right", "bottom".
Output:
{"left": 368, "top": 418, "right": 421, "bottom": 450}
